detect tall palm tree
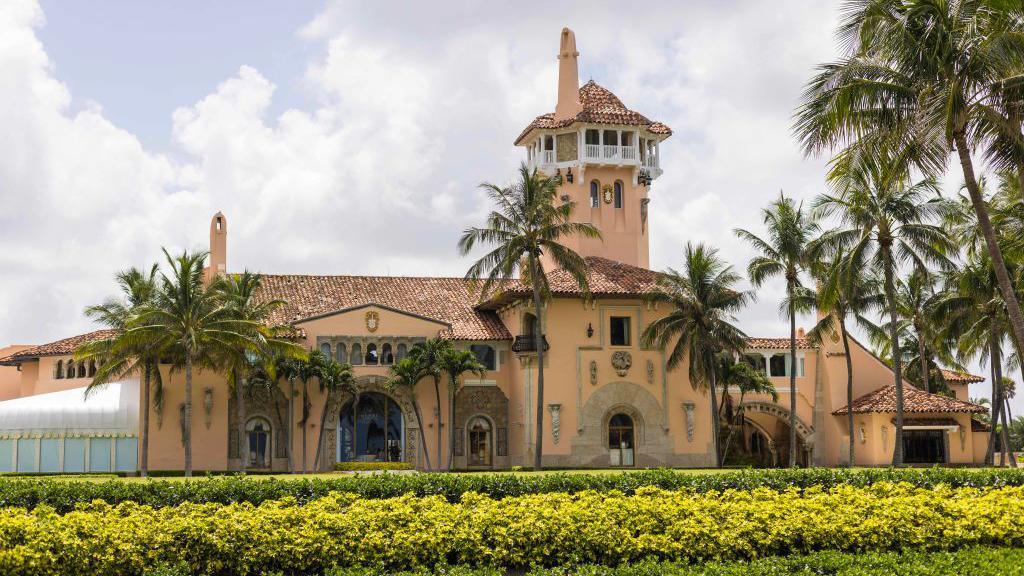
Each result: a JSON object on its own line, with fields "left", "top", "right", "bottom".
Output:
{"left": 439, "top": 347, "right": 487, "bottom": 470}
{"left": 131, "top": 249, "right": 261, "bottom": 477}
{"left": 407, "top": 338, "right": 453, "bottom": 471}
{"left": 312, "top": 358, "right": 355, "bottom": 471}
{"left": 641, "top": 242, "right": 752, "bottom": 468}
{"left": 272, "top": 355, "right": 303, "bottom": 473}
{"left": 296, "top": 349, "right": 329, "bottom": 474}
{"left": 216, "top": 271, "right": 299, "bottom": 471}
{"left": 798, "top": 248, "right": 883, "bottom": 467}
{"left": 459, "top": 163, "right": 600, "bottom": 470}
{"left": 76, "top": 265, "right": 162, "bottom": 477}
{"left": 388, "top": 357, "right": 432, "bottom": 470}
{"left": 813, "top": 153, "right": 956, "bottom": 465}
{"left": 735, "top": 193, "right": 819, "bottom": 467}
{"left": 719, "top": 359, "right": 776, "bottom": 464}
{"left": 795, "top": 0, "right": 1024, "bottom": 369}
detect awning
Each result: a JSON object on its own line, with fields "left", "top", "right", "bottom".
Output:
{"left": 0, "top": 381, "right": 139, "bottom": 437}
{"left": 893, "top": 417, "right": 960, "bottom": 431}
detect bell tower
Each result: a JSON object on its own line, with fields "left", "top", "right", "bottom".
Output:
{"left": 516, "top": 27, "right": 670, "bottom": 270}
{"left": 205, "top": 212, "right": 227, "bottom": 281}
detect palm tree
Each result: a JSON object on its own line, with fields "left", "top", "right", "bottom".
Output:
{"left": 76, "top": 265, "right": 162, "bottom": 477}
{"left": 439, "top": 348, "right": 487, "bottom": 470}
{"left": 641, "top": 242, "right": 752, "bottom": 468}
{"left": 719, "top": 359, "right": 776, "bottom": 464}
{"left": 272, "top": 355, "right": 303, "bottom": 473}
{"left": 407, "top": 338, "right": 453, "bottom": 471}
{"left": 799, "top": 249, "right": 883, "bottom": 467}
{"left": 388, "top": 357, "right": 432, "bottom": 470}
{"left": 131, "top": 249, "right": 262, "bottom": 477}
{"left": 312, "top": 358, "right": 355, "bottom": 471}
{"left": 459, "top": 162, "right": 600, "bottom": 470}
{"left": 794, "top": 0, "right": 1024, "bottom": 371}
{"left": 735, "top": 194, "right": 818, "bottom": 467}
{"left": 814, "top": 153, "right": 956, "bottom": 465}
{"left": 296, "top": 349, "right": 329, "bottom": 474}
{"left": 216, "top": 271, "right": 299, "bottom": 471}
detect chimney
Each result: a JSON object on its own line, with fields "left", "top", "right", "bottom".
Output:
{"left": 208, "top": 212, "right": 227, "bottom": 280}
{"left": 554, "top": 27, "right": 583, "bottom": 122}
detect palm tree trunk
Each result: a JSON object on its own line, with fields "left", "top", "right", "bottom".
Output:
{"left": 881, "top": 250, "right": 904, "bottom": 466}
{"left": 992, "top": 347, "right": 1018, "bottom": 468}
{"left": 918, "top": 330, "right": 929, "bottom": 393}
{"left": 788, "top": 289, "right": 798, "bottom": 467}
{"left": 313, "top": 393, "right": 331, "bottom": 472}
{"left": 840, "top": 318, "right": 855, "bottom": 468}
{"left": 237, "top": 374, "right": 248, "bottom": 470}
{"left": 141, "top": 363, "right": 151, "bottom": 478}
{"left": 987, "top": 339, "right": 999, "bottom": 466}
{"left": 184, "top": 351, "right": 193, "bottom": 478}
{"left": 530, "top": 255, "right": 545, "bottom": 471}
{"left": 432, "top": 377, "right": 442, "bottom": 472}
{"left": 707, "top": 351, "right": 721, "bottom": 468}
{"left": 411, "top": 396, "right": 432, "bottom": 471}
{"left": 447, "top": 383, "right": 456, "bottom": 470}
{"left": 301, "top": 380, "right": 309, "bottom": 474}
{"left": 955, "top": 133, "right": 1024, "bottom": 357}
{"left": 288, "top": 378, "right": 295, "bottom": 473}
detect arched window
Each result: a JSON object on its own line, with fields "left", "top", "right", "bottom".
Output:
{"left": 246, "top": 417, "right": 272, "bottom": 469}
{"left": 55, "top": 360, "right": 64, "bottom": 379}
{"left": 78, "top": 362, "right": 87, "bottom": 378}
{"left": 365, "top": 343, "right": 378, "bottom": 365}
{"left": 381, "top": 343, "right": 394, "bottom": 365}
{"left": 608, "top": 413, "right": 635, "bottom": 467}
{"left": 590, "top": 181, "right": 600, "bottom": 208}
{"left": 88, "top": 361, "right": 97, "bottom": 378}
{"left": 338, "top": 392, "right": 404, "bottom": 463}
{"left": 66, "top": 361, "right": 76, "bottom": 379}
{"left": 544, "top": 135, "right": 554, "bottom": 151}
{"left": 336, "top": 343, "right": 348, "bottom": 364}
{"left": 468, "top": 416, "right": 493, "bottom": 467}
{"left": 350, "top": 343, "right": 363, "bottom": 365}
{"left": 319, "top": 343, "right": 332, "bottom": 358}
{"left": 613, "top": 181, "right": 623, "bottom": 208}
{"left": 523, "top": 313, "right": 538, "bottom": 337}
{"left": 396, "top": 343, "right": 407, "bottom": 362}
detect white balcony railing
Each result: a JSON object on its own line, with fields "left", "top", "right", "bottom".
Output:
{"left": 621, "top": 147, "right": 636, "bottom": 160}
{"left": 542, "top": 150, "right": 555, "bottom": 164}
{"left": 585, "top": 144, "right": 600, "bottom": 158}
{"left": 602, "top": 145, "right": 619, "bottom": 159}
{"left": 642, "top": 155, "right": 659, "bottom": 168}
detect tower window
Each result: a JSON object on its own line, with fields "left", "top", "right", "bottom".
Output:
{"left": 610, "top": 316, "right": 631, "bottom": 346}
{"left": 365, "top": 343, "right": 378, "bottom": 365}
{"left": 350, "top": 344, "right": 363, "bottom": 365}
{"left": 614, "top": 181, "right": 623, "bottom": 209}
{"left": 337, "top": 343, "right": 348, "bottom": 364}
{"left": 319, "top": 343, "right": 331, "bottom": 358}
{"left": 590, "top": 181, "right": 600, "bottom": 208}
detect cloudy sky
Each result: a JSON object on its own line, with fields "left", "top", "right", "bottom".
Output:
{"left": 0, "top": 0, "right": 1012, "bottom": 409}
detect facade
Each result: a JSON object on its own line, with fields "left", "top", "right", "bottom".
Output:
{"left": 0, "top": 28, "right": 990, "bottom": 473}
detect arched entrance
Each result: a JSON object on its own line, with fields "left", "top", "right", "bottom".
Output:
{"left": 246, "top": 417, "right": 272, "bottom": 469}
{"left": 724, "top": 402, "right": 814, "bottom": 467}
{"left": 338, "top": 392, "right": 404, "bottom": 463}
{"left": 467, "top": 416, "right": 493, "bottom": 467}
{"left": 608, "top": 413, "right": 635, "bottom": 467}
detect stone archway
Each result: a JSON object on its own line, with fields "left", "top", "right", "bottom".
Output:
{"left": 570, "top": 381, "right": 680, "bottom": 468}
{"left": 319, "top": 375, "right": 422, "bottom": 471}
{"left": 734, "top": 401, "right": 815, "bottom": 467}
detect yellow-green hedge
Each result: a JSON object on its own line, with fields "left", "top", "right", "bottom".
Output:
{"left": 1, "top": 483, "right": 1023, "bottom": 575}
{"left": 334, "top": 461, "right": 414, "bottom": 472}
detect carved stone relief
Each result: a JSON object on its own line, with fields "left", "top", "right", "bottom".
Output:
{"left": 611, "top": 351, "right": 632, "bottom": 377}
{"left": 589, "top": 360, "right": 598, "bottom": 385}
{"left": 682, "top": 403, "right": 695, "bottom": 442}
{"left": 645, "top": 359, "right": 654, "bottom": 384}
{"left": 549, "top": 404, "right": 562, "bottom": 444}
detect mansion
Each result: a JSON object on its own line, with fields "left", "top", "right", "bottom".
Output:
{"left": 0, "top": 28, "right": 990, "bottom": 474}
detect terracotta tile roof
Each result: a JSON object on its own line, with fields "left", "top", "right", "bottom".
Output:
{"left": 514, "top": 81, "right": 672, "bottom": 145}
{"left": 941, "top": 369, "right": 985, "bottom": 384}
{"left": 745, "top": 337, "right": 814, "bottom": 350}
{"left": 972, "top": 418, "right": 991, "bottom": 432}
{"left": 0, "top": 330, "right": 116, "bottom": 365}
{"left": 833, "top": 384, "right": 987, "bottom": 415}
{"left": 479, "top": 257, "right": 659, "bottom": 308}
{"left": 255, "top": 274, "right": 511, "bottom": 341}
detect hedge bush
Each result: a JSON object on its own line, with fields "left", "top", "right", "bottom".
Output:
{"left": 2, "top": 467, "right": 1024, "bottom": 512}
{"left": 334, "top": 462, "right": 414, "bottom": 472}
{"left": 1, "top": 483, "right": 1022, "bottom": 575}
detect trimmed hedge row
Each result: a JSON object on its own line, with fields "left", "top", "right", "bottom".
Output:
{"left": 2, "top": 466, "right": 1024, "bottom": 512}
{"left": 1, "top": 483, "right": 1023, "bottom": 574}
{"left": 334, "top": 462, "right": 414, "bottom": 472}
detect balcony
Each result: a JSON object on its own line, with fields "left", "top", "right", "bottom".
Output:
{"left": 512, "top": 335, "right": 550, "bottom": 353}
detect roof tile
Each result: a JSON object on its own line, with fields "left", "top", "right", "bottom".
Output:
{"left": 833, "top": 384, "right": 987, "bottom": 415}
{"left": 0, "top": 330, "right": 116, "bottom": 365}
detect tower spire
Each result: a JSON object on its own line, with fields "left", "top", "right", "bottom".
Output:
{"left": 554, "top": 27, "right": 583, "bottom": 121}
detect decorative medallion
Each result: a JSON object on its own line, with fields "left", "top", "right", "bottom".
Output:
{"left": 602, "top": 184, "right": 614, "bottom": 204}
{"left": 589, "top": 360, "right": 598, "bottom": 385}
{"left": 611, "top": 351, "right": 632, "bottom": 377}
{"left": 365, "top": 310, "right": 380, "bottom": 332}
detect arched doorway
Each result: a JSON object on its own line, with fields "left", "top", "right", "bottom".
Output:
{"left": 608, "top": 413, "right": 635, "bottom": 467}
{"left": 338, "top": 392, "right": 404, "bottom": 463}
{"left": 467, "top": 416, "right": 492, "bottom": 467}
{"left": 246, "top": 418, "right": 271, "bottom": 469}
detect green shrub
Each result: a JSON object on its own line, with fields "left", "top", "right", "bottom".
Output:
{"left": 1, "top": 483, "right": 1023, "bottom": 574}
{"left": 2, "top": 467, "right": 1024, "bottom": 512}
{"left": 334, "top": 462, "right": 414, "bottom": 472}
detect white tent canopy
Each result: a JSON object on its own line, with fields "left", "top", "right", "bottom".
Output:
{"left": 0, "top": 380, "right": 139, "bottom": 437}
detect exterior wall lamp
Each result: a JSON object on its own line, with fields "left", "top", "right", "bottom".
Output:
{"left": 586, "top": 322, "right": 594, "bottom": 338}
{"left": 566, "top": 167, "right": 574, "bottom": 183}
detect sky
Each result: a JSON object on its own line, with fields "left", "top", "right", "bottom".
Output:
{"left": 0, "top": 0, "right": 1015, "bottom": 411}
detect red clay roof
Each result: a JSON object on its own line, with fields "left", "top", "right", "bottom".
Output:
{"left": 514, "top": 81, "right": 672, "bottom": 145}
{"left": 480, "top": 257, "right": 659, "bottom": 308}
{"left": 0, "top": 330, "right": 116, "bottom": 365}
{"left": 833, "top": 384, "right": 987, "bottom": 415}
{"left": 255, "top": 274, "right": 510, "bottom": 341}
{"left": 941, "top": 369, "right": 985, "bottom": 384}
{"left": 746, "top": 337, "right": 814, "bottom": 350}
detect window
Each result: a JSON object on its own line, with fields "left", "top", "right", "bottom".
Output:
{"left": 745, "top": 355, "right": 766, "bottom": 373}
{"left": 54, "top": 360, "right": 63, "bottom": 379}
{"left": 470, "top": 344, "right": 496, "bottom": 371}
{"left": 769, "top": 354, "right": 787, "bottom": 377}
{"left": 66, "top": 362, "right": 76, "bottom": 379}
{"left": 798, "top": 357, "right": 806, "bottom": 378}
{"left": 523, "top": 313, "right": 538, "bottom": 337}
{"left": 88, "top": 361, "right": 97, "bottom": 378}
{"left": 585, "top": 129, "right": 600, "bottom": 145}
{"left": 336, "top": 343, "right": 348, "bottom": 364}
{"left": 365, "top": 343, "right": 378, "bottom": 365}
{"left": 603, "top": 130, "right": 618, "bottom": 145}
{"left": 613, "top": 181, "right": 623, "bottom": 208}
{"left": 319, "top": 343, "right": 331, "bottom": 358}
{"left": 350, "top": 343, "right": 363, "bottom": 365}
{"left": 590, "top": 181, "right": 600, "bottom": 208}
{"left": 381, "top": 343, "right": 394, "bottom": 365}
{"left": 544, "top": 135, "right": 554, "bottom": 151}
{"left": 396, "top": 343, "right": 407, "bottom": 362}
{"left": 610, "top": 316, "right": 631, "bottom": 346}
{"left": 246, "top": 418, "right": 271, "bottom": 469}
